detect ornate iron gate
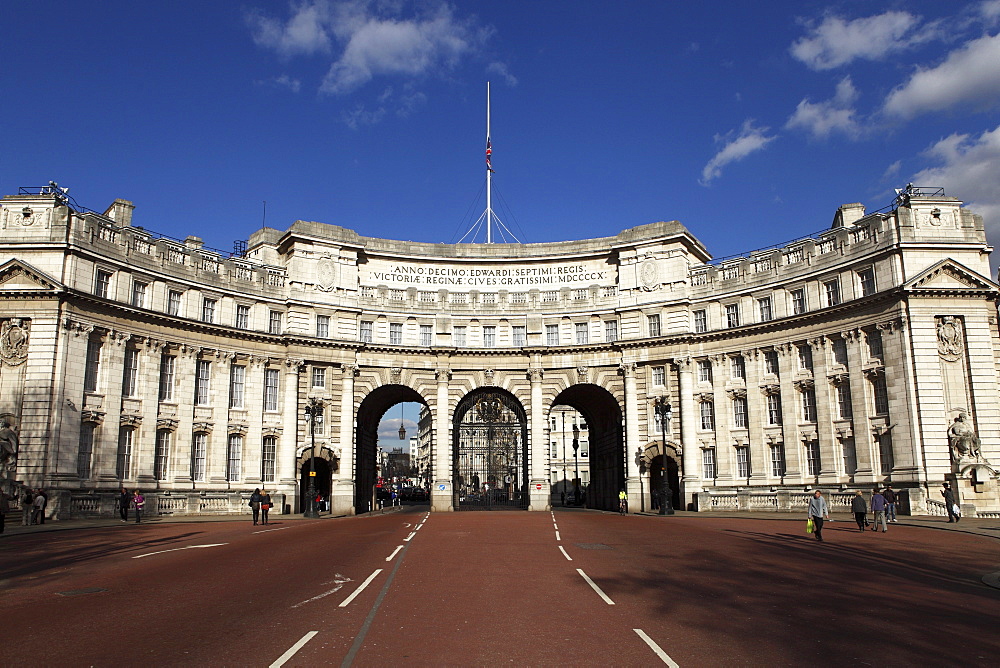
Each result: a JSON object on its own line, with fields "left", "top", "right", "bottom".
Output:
{"left": 453, "top": 391, "right": 528, "bottom": 510}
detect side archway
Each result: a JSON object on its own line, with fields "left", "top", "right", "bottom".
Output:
{"left": 638, "top": 441, "right": 681, "bottom": 512}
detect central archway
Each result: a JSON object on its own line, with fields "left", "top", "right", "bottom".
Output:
{"left": 453, "top": 388, "right": 528, "bottom": 510}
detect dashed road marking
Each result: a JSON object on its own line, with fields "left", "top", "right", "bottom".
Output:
{"left": 555, "top": 530, "right": 561, "bottom": 541}
{"left": 132, "top": 543, "right": 228, "bottom": 559}
{"left": 339, "top": 569, "right": 383, "bottom": 608}
{"left": 254, "top": 526, "right": 290, "bottom": 534}
{"left": 634, "top": 629, "right": 680, "bottom": 667}
{"left": 577, "top": 568, "right": 614, "bottom": 605}
{"left": 270, "top": 631, "right": 318, "bottom": 668}
{"left": 558, "top": 546, "right": 572, "bottom": 561}
{"left": 385, "top": 545, "right": 404, "bottom": 562}
{"left": 403, "top": 531, "right": 417, "bottom": 542}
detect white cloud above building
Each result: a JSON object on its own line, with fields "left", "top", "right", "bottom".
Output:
{"left": 700, "top": 120, "right": 777, "bottom": 185}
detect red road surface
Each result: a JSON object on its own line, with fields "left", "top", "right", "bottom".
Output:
{"left": 0, "top": 509, "right": 997, "bottom": 666}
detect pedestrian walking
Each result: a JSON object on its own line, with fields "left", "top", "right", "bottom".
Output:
{"left": 0, "top": 489, "right": 9, "bottom": 534}
{"left": 118, "top": 485, "right": 130, "bottom": 522}
{"left": 37, "top": 489, "right": 47, "bottom": 524}
{"left": 871, "top": 487, "right": 888, "bottom": 532}
{"left": 884, "top": 484, "right": 898, "bottom": 523}
{"left": 21, "top": 487, "right": 33, "bottom": 526}
{"left": 851, "top": 490, "right": 867, "bottom": 531}
{"left": 942, "top": 482, "right": 960, "bottom": 523}
{"left": 807, "top": 490, "right": 830, "bottom": 542}
{"left": 260, "top": 489, "right": 272, "bottom": 525}
{"left": 249, "top": 488, "right": 262, "bottom": 526}
{"left": 31, "top": 490, "right": 45, "bottom": 525}
{"left": 132, "top": 489, "right": 145, "bottom": 524}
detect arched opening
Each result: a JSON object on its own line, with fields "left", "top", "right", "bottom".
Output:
{"left": 550, "top": 384, "right": 624, "bottom": 512}
{"left": 300, "top": 457, "right": 332, "bottom": 512}
{"left": 453, "top": 388, "right": 528, "bottom": 510}
{"left": 355, "top": 385, "right": 428, "bottom": 514}
{"left": 649, "top": 453, "right": 681, "bottom": 512}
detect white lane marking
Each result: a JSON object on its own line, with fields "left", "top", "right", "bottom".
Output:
{"left": 577, "top": 569, "right": 615, "bottom": 605}
{"left": 553, "top": 523, "right": 559, "bottom": 531}
{"left": 291, "top": 575, "right": 352, "bottom": 608}
{"left": 385, "top": 545, "right": 404, "bottom": 562}
{"left": 269, "top": 630, "right": 318, "bottom": 668}
{"left": 555, "top": 530, "right": 561, "bottom": 541}
{"left": 558, "top": 546, "right": 572, "bottom": 561}
{"left": 414, "top": 523, "right": 422, "bottom": 531}
{"left": 253, "top": 526, "right": 291, "bottom": 534}
{"left": 132, "top": 543, "right": 228, "bottom": 559}
{"left": 339, "top": 569, "right": 383, "bottom": 607}
{"left": 403, "top": 531, "right": 417, "bottom": 542}
{"left": 634, "top": 629, "right": 680, "bottom": 667}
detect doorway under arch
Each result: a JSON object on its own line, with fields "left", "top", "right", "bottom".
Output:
{"left": 649, "top": 453, "right": 681, "bottom": 512}
{"left": 453, "top": 388, "right": 528, "bottom": 510}
{"left": 300, "top": 456, "right": 332, "bottom": 513}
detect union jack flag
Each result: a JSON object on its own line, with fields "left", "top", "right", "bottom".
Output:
{"left": 486, "top": 138, "right": 494, "bottom": 172}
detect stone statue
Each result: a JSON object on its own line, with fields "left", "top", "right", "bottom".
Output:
{"left": 948, "top": 411, "right": 981, "bottom": 461}
{"left": 0, "top": 419, "right": 18, "bottom": 479}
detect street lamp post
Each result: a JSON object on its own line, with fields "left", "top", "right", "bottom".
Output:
{"left": 654, "top": 397, "right": 674, "bottom": 515}
{"left": 572, "top": 422, "right": 580, "bottom": 506}
{"left": 303, "top": 397, "right": 323, "bottom": 518}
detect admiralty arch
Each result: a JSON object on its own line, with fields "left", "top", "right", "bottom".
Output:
{"left": 1, "top": 185, "right": 998, "bottom": 518}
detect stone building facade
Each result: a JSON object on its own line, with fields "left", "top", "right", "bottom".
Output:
{"left": 0, "top": 185, "right": 997, "bottom": 518}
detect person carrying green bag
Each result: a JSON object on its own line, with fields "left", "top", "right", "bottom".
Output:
{"left": 807, "top": 489, "right": 830, "bottom": 542}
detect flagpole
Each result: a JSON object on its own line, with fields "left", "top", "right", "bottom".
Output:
{"left": 486, "top": 81, "right": 493, "bottom": 244}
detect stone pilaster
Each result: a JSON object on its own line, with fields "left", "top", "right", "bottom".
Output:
{"left": 431, "top": 365, "right": 452, "bottom": 512}
{"left": 331, "top": 362, "right": 357, "bottom": 516}
{"left": 675, "top": 356, "right": 700, "bottom": 505}
{"left": 528, "top": 365, "right": 549, "bottom": 511}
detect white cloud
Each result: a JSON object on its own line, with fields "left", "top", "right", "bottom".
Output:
{"left": 786, "top": 76, "right": 862, "bottom": 139}
{"left": 883, "top": 33, "right": 1000, "bottom": 119}
{"left": 882, "top": 160, "right": 902, "bottom": 182}
{"left": 911, "top": 125, "right": 1000, "bottom": 237}
{"left": 343, "top": 103, "right": 386, "bottom": 129}
{"left": 247, "top": 2, "right": 332, "bottom": 58}
{"left": 700, "top": 120, "right": 777, "bottom": 186}
{"left": 980, "top": 0, "right": 1000, "bottom": 24}
{"left": 790, "top": 11, "right": 940, "bottom": 70}
{"left": 254, "top": 74, "right": 303, "bottom": 93}
{"left": 486, "top": 62, "right": 518, "bottom": 87}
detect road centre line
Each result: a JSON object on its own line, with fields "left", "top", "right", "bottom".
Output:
{"left": 385, "top": 545, "right": 404, "bottom": 562}
{"left": 634, "top": 629, "right": 680, "bottom": 667}
{"left": 254, "top": 526, "right": 290, "bottom": 534}
{"left": 558, "top": 546, "right": 572, "bottom": 561}
{"left": 403, "top": 531, "right": 417, "bottom": 542}
{"left": 132, "top": 543, "right": 228, "bottom": 559}
{"left": 270, "top": 631, "right": 318, "bottom": 668}
{"left": 555, "top": 531, "right": 561, "bottom": 541}
{"left": 339, "top": 569, "right": 383, "bottom": 608}
{"left": 577, "top": 569, "right": 615, "bottom": 605}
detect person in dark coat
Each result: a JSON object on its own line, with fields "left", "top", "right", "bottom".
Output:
{"left": 851, "top": 491, "right": 867, "bottom": 531}
{"left": 883, "top": 484, "right": 898, "bottom": 523}
{"left": 942, "top": 482, "right": 959, "bottom": 523}
{"left": 118, "top": 485, "right": 130, "bottom": 522}
{"left": 249, "top": 488, "right": 262, "bottom": 526}
{"left": 260, "top": 489, "right": 272, "bottom": 525}
{"left": 871, "top": 487, "right": 888, "bottom": 532}
{"left": 21, "top": 487, "right": 33, "bottom": 526}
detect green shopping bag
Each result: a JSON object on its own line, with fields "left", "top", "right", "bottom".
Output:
{"left": 806, "top": 517, "right": 815, "bottom": 533}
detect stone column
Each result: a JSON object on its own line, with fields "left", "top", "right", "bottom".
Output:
{"left": 676, "top": 356, "right": 700, "bottom": 507}
{"left": 528, "top": 366, "right": 549, "bottom": 511}
{"left": 777, "top": 343, "right": 804, "bottom": 481}
{"left": 331, "top": 363, "right": 357, "bottom": 516}
{"left": 135, "top": 338, "right": 167, "bottom": 487}
{"left": 174, "top": 344, "right": 201, "bottom": 485}
{"left": 100, "top": 330, "right": 130, "bottom": 484}
{"left": 431, "top": 366, "right": 452, "bottom": 512}
{"left": 844, "top": 328, "right": 876, "bottom": 483}
{"left": 208, "top": 351, "right": 231, "bottom": 487}
{"left": 278, "top": 359, "right": 302, "bottom": 500}
{"left": 810, "top": 337, "right": 839, "bottom": 484}
{"left": 620, "top": 361, "right": 643, "bottom": 504}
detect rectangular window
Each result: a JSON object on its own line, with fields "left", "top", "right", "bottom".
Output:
{"left": 872, "top": 374, "right": 889, "bottom": 415}
{"left": 837, "top": 384, "right": 853, "bottom": 419}
{"left": 736, "top": 446, "right": 751, "bottom": 478}
{"left": 697, "top": 360, "right": 713, "bottom": 384}
{"left": 693, "top": 309, "right": 707, "bottom": 333}
{"left": 798, "top": 345, "right": 813, "bottom": 371}
{"left": 546, "top": 324, "right": 559, "bottom": 346}
{"left": 842, "top": 437, "right": 858, "bottom": 475}
{"left": 261, "top": 436, "right": 277, "bottom": 482}
{"left": 858, "top": 267, "right": 876, "bottom": 297}
{"left": 833, "top": 339, "right": 848, "bottom": 366}
{"left": 195, "top": 360, "right": 211, "bottom": 405}
{"left": 235, "top": 304, "right": 250, "bottom": 330}
{"left": 512, "top": 325, "right": 526, "bottom": 347}
{"left": 154, "top": 430, "right": 170, "bottom": 481}
{"left": 764, "top": 350, "right": 780, "bottom": 376}
{"left": 767, "top": 393, "right": 783, "bottom": 425}
{"left": 264, "top": 368, "right": 279, "bottom": 411}
{"left": 732, "top": 397, "right": 748, "bottom": 428}
{"left": 159, "top": 354, "right": 175, "bottom": 401}
{"left": 168, "top": 290, "right": 182, "bottom": 316}
{"left": 229, "top": 365, "right": 246, "bottom": 409}
{"left": 806, "top": 440, "right": 821, "bottom": 476}
{"left": 77, "top": 423, "right": 95, "bottom": 479}
{"left": 420, "top": 324, "right": 433, "bottom": 347}
{"left": 575, "top": 322, "right": 589, "bottom": 345}
{"left": 652, "top": 366, "right": 665, "bottom": 386}
{"left": 227, "top": 434, "right": 243, "bottom": 482}
{"left": 483, "top": 325, "right": 497, "bottom": 348}
{"left": 116, "top": 428, "right": 134, "bottom": 480}
{"left": 84, "top": 337, "right": 102, "bottom": 393}
{"left": 802, "top": 388, "right": 817, "bottom": 422}
{"left": 867, "top": 330, "right": 884, "bottom": 360}
{"left": 757, "top": 296, "right": 773, "bottom": 322}
{"left": 312, "top": 366, "right": 326, "bottom": 389}
{"left": 824, "top": 279, "right": 841, "bottom": 307}
{"left": 770, "top": 444, "right": 785, "bottom": 477}
{"left": 702, "top": 449, "right": 716, "bottom": 480}
{"left": 731, "top": 355, "right": 746, "bottom": 380}
{"left": 95, "top": 269, "right": 112, "bottom": 298}
{"left": 269, "top": 310, "right": 282, "bottom": 335}
{"left": 453, "top": 326, "right": 467, "bottom": 347}
{"left": 122, "top": 348, "right": 139, "bottom": 398}
{"left": 605, "top": 320, "right": 618, "bottom": 342}
{"left": 878, "top": 432, "right": 894, "bottom": 474}
{"left": 791, "top": 288, "right": 806, "bottom": 315}
{"left": 192, "top": 433, "right": 207, "bottom": 482}
{"left": 647, "top": 314, "right": 661, "bottom": 337}
{"left": 202, "top": 297, "right": 217, "bottom": 323}
{"left": 360, "top": 320, "right": 373, "bottom": 343}
{"left": 389, "top": 323, "right": 403, "bottom": 345}
{"left": 726, "top": 304, "right": 740, "bottom": 328}
{"left": 316, "top": 314, "right": 330, "bottom": 338}
{"left": 699, "top": 401, "right": 715, "bottom": 430}
{"left": 131, "top": 280, "right": 148, "bottom": 308}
